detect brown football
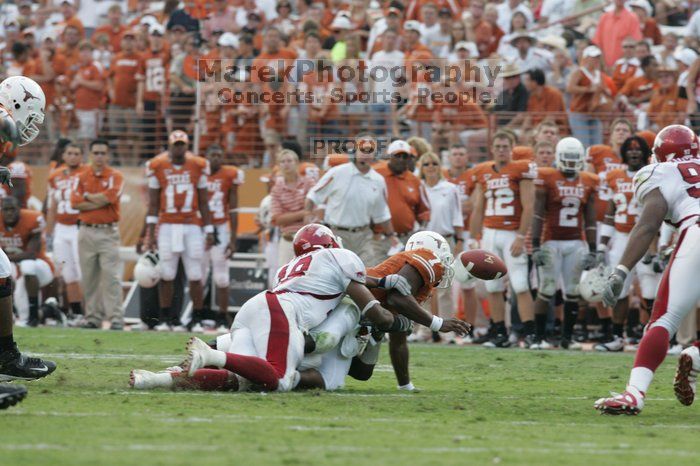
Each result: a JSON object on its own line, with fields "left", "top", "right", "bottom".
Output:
{"left": 458, "top": 249, "right": 507, "bottom": 280}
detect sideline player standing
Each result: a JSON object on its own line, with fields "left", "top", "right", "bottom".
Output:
{"left": 0, "top": 76, "right": 56, "bottom": 408}
{"left": 595, "top": 125, "right": 700, "bottom": 415}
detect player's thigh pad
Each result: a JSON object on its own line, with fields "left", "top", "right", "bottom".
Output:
{"left": 157, "top": 223, "right": 180, "bottom": 281}
{"left": 53, "top": 223, "right": 81, "bottom": 282}
{"left": 500, "top": 230, "right": 529, "bottom": 294}
{"left": 181, "top": 224, "right": 205, "bottom": 281}
{"left": 19, "top": 259, "right": 53, "bottom": 287}
{"left": 561, "top": 240, "right": 587, "bottom": 298}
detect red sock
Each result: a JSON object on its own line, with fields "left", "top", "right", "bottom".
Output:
{"left": 633, "top": 326, "right": 669, "bottom": 372}
{"left": 172, "top": 369, "right": 238, "bottom": 391}
{"left": 224, "top": 353, "right": 280, "bottom": 391}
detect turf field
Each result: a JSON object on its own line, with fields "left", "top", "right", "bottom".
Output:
{"left": 2, "top": 328, "right": 698, "bottom": 466}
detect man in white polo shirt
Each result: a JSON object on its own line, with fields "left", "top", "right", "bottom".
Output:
{"left": 305, "top": 134, "right": 399, "bottom": 267}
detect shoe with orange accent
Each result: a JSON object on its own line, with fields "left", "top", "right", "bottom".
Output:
{"left": 674, "top": 346, "right": 699, "bottom": 406}
{"left": 594, "top": 386, "right": 645, "bottom": 415}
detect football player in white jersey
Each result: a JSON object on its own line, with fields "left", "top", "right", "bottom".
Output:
{"left": 132, "top": 224, "right": 410, "bottom": 392}
{"left": 594, "top": 125, "right": 700, "bottom": 415}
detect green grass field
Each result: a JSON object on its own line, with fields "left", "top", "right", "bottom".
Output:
{"left": 2, "top": 328, "right": 698, "bottom": 466}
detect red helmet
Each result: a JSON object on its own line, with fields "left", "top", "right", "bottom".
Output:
{"left": 293, "top": 224, "right": 341, "bottom": 256}
{"left": 652, "top": 125, "right": 699, "bottom": 163}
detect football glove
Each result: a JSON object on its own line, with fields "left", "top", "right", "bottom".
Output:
{"left": 602, "top": 268, "right": 627, "bottom": 307}
{"left": 532, "top": 248, "right": 551, "bottom": 267}
{"left": 581, "top": 251, "right": 600, "bottom": 270}
{"left": 378, "top": 274, "right": 412, "bottom": 296}
{"left": 641, "top": 253, "right": 654, "bottom": 265}
{"left": 0, "top": 166, "right": 11, "bottom": 187}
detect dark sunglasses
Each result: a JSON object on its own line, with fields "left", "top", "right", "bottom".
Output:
{"left": 392, "top": 152, "right": 412, "bottom": 159}
{"left": 423, "top": 162, "right": 439, "bottom": 166}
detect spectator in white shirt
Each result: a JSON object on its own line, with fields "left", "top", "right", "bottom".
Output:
{"left": 686, "top": 10, "right": 700, "bottom": 42}
{"left": 419, "top": 4, "right": 441, "bottom": 45}
{"left": 496, "top": 0, "right": 534, "bottom": 33}
{"left": 369, "top": 29, "right": 405, "bottom": 137}
{"left": 305, "top": 134, "right": 399, "bottom": 266}
{"left": 415, "top": 151, "right": 463, "bottom": 343}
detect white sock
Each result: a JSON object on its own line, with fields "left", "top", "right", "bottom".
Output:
{"left": 210, "top": 349, "right": 227, "bottom": 368}
{"left": 628, "top": 367, "right": 654, "bottom": 395}
{"left": 156, "top": 372, "right": 174, "bottom": 388}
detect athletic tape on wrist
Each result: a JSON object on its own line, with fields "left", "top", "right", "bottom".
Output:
{"left": 146, "top": 216, "right": 158, "bottom": 225}
{"left": 361, "top": 299, "right": 380, "bottom": 316}
{"left": 430, "top": 315, "right": 444, "bottom": 332}
{"left": 615, "top": 264, "right": 630, "bottom": 276}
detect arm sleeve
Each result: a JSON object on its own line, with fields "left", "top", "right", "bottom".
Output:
{"left": 104, "top": 171, "right": 125, "bottom": 204}
{"left": 370, "top": 177, "right": 392, "bottom": 224}
{"left": 70, "top": 174, "right": 85, "bottom": 208}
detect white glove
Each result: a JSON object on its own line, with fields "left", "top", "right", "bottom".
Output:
{"left": 378, "top": 274, "right": 412, "bottom": 296}
{"left": 602, "top": 268, "right": 627, "bottom": 307}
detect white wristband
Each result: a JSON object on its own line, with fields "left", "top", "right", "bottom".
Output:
{"left": 361, "top": 299, "right": 380, "bottom": 316}
{"left": 146, "top": 216, "right": 158, "bottom": 225}
{"left": 615, "top": 264, "right": 630, "bottom": 275}
{"left": 430, "top": 315, "right": 444, "bottom": 332}
{"left": 204, "top": 225, "right": 214, "bottom": 234}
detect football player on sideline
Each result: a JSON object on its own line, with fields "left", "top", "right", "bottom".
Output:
{"left": 595, "top": 125, "right": 700, "bottom": 415}
{"left": 144, "top": 130, "right": 214, "bottom": 331}
{"left": 203, "top": 144, "right": 243, "bottom": 330}
{"left": 596, "top": 136, "right": 658, "bottom": 352}
{"left": 0, "top": 76, "right": 56, "bottom": 406}
{"left": 470, "top": 130, "right": 537, "bottom": 347}
{"left": 530, "top": 137, "right": 599, "bottom": 349}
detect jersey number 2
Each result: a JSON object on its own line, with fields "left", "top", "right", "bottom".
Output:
{"left": 677, "top": 162, "right": 700, "bottom": 198}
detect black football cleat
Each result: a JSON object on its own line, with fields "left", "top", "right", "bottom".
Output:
{"left": 0, "top": 383, "right": 27, "bottom": 409}
{"left": 0, "top": 344, "right": 57, "bottom": 381}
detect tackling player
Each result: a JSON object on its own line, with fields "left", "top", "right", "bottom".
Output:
{"left": 530, "top": 138, "right": 599, "bottom": 349}
{"left": 470, "top": 130, "right": 537, "bottom": 347}
{"left": 595, "top": 125, "right": 700, "bottom": 415}
{"left": 144, "top": 130, "right": 214, "bottom": 331}
{"left": 0, "top": 76, "right": 56, "bottom": 407}
{"left": 203, "top": 144, "right": 243, "bottom": 330}
{"left": 596, "top": 136, "right": 658, "bottom": 352}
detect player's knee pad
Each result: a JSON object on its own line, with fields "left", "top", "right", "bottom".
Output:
{"left": 649, "top": 311, "right": 683, "bottom": 336}
{"left": 484, "top": 277, "right": 506, "bottom": 293}
{"left": 509, "top": 264, "right": 531, "bottom": 294}
{"left": 158, "top": 255, "right": 179, "bottom": 281}
{"left": 19, "top": 259, "right": 37, "bottom": 277}
{"left": 182, "top": 255, "right": 203, "bottom": 282}
{"left": 212, "top": 261, "right": 229, "bottom": 289}
{"left": 538, "top": 274, "right": 557, "bottom": 298}
{"left": 0, "top": 276, "right": 13, "bottom": 297}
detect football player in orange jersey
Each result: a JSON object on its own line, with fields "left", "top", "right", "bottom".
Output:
{"left": 596, "top": 136, "right": 659, "bottom": 352}
{"left": 0, "top": 76, "right": 56, "bottom": 402}
{"left": 470, "top": 130, "right": 537, "bottom": 348}
{"left": 443, "top": 144, "right": 478, "bottom": 341}
{"left": 144, "top": 130, "right": 214, "bottom": 331}
{"left": 531, "top": 138, "right": 599, "bottom": 350}
{"left": 46, "top": 143, "right": 87, "bottom": 323}
{"left": 203, "top": 144, "right": 243, "bottom": 330}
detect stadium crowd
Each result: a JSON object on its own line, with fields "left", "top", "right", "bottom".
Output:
{"left": 0, "top": 0, "right": 699, "bottom": 355}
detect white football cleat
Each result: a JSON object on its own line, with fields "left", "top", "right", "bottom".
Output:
{"left": 594, "top": 386, "right": 645, "bottom": 415}
{"left": 594, "top": 336, "right": 624, "bottom": 352}
{"left": 154, "top": 323, "right": 171, "bottom": 332}
{"left": 190, "top": 323, "right": 205, "bottom": 333}
{"left": 171, "top": 325, "right": 188, "bottom": 333}
{"left": 674, "top": 346, "right": 700, "bottom": 406}
{"left": 129, "top": 369, "right": 173, "bottom": 390}
{"left": 183, "top": 337, "right": 219, "bottom": 376}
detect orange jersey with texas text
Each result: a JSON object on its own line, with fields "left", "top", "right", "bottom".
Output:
{"left": 606, "top": 169, "right": 639, "bottom": 233}
{"left": 536, "top": 168, "right": 599, "bottom": 241}
{"left": 48, "top": 165, "right": 87, "bottom": 225}
{"left": 473, "top": 160, "right": 537, "bottom": 230}
{"left": 368, "top": 248, "right": 445, "bottom": 307}
{"left": 146, "top": 152, "right": 210, "bottom": 224}
{"left": 0, "top": 209, "right": 48, "bottom": 261}
{"left": 586, "top": 145, "right": 626, "bottom": 222}
{"left": 206, "top": 165, "right": 244, "bottom": 225}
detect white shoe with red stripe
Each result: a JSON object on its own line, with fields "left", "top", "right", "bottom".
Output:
{"left": 674, "top": 346, "right": 700, "bottom": 406}
{"left": 594, "top": 386, "right": 645, "bottom": 415}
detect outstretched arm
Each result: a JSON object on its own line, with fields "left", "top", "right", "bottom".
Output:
{"left": 345, "top": 280, "right": 395, "bottom": 330}
{"left": 617, "top": 189, "right": 667, "bottom": 271}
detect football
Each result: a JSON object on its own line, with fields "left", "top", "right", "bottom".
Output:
{"left": 458, "top": 249, "right": 507, "bottom": 280}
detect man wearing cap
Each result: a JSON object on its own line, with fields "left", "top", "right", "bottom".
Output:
{"left": 493, "top": 63, "right": 528, "bottom": 127}
{"left": 509, "top": 32, "right": 551, "bottom": 74}
{"left": 629, "top": 0, "right": 661, "bottom": 45}
{"left": 93, "top": 4, "right": 128, "bottom": 53}
{"left": 109, "top": 29, "right": 144, "bottom": 164}
{"left": 144, "top": 130, "right": 214, "bottom": 331}
{"left": 137, "top": 23, "right": 171, "bottom": 159}
{"left": 305, "top": 134, "right": 399, "bottom": 267}
{"left": 59, "top": 0, "right": 85, "bottom": 39}
{"left": 424, "top": 6, "right": 452, "bottom": 57}
{"left": 71, "top": 41, "right": 105, "bottom": 144}
{"left": 675, "top": 48, "right": 697, "bottom": 88}
{"left": 402, "top": 20, "right": 433, "bottom": 61}
{"left": 203, "top": 0, "right": 239, "bottom": 41}
{"left": 367, "top": 5, "right": 403, "bottom": 57}
{"left": 373, "top": 140, "right": 430, "bottom": 260}
{"left": 70, "top": 139, "right": 125, "bottom": 330}
{"left": 593, "top": 0, "right": 642, "bottom": 68}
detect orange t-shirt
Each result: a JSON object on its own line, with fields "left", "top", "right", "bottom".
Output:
{"left": 606, "top": 168, "right": 638, "bottom": 233}
{"left": 612, "top": 59, "right": 640, "bottom": 91}
{"left": 251, "top": 49, "right": 298, "bottom": 83}
{"left": 587, "top": 145, "right": 625, "bottom": 222}
{"left": 28, "top": 52, "right": 67, "bottom": 108}
{"left": 206, "top": 165, "right": 244, "bottom": 225}
{"left": 0, "top": 209, "right": 49, "bottom": 263}
{"left": 526, "top": 85, "right": 569, "bottom": 132}
{"left": 141, "top": 48, "right": 171, "bottom": 102}
{"left": 92, "top": 24, "right": 128, "bottom": 53}
{"left": 374, "top": 164, "right": 430, "bottom": 234}
{"left": 48, "top": 164, "right": 87, "bottom": 225}
{"left": 74, "top": 62, "right": 105, "bottom": 110}
{"left": 301, "top": 70, "right": 339, "bottom": 122}
{"left": 145, "top": 152, "right": 210, "bottom": 224}
{"left": 70, "top": 165, "right": 124, "bottom": 225}
{"left": 61, "top": 16, "right": 85, "bottom": 39}
{"left": 647, "top": 86, "right": 687, "bottom": 129}
{"left": 435, "top": 93, "right": 487, "bottom": 128}
{"left": 367, "top": 248, "right": 444, "bottom": 306}
{"left": 535, "top": 167, "right": 598, "bottom": 241}
{"left": 59, "top": 45, "right": 81, "bottom": 78}
{"left": 110, "top": 51, "right": 144, "bottom": 108}
{"left": 1, "top": 161, "right": 32, "bottom": 206}
{"left": 473, "top": 160, "right": 538, "bottom": 230}
{"left": 619, "top": 75, "right": 657, "bottom": 100}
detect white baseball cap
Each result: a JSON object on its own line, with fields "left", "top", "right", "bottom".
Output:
{"left": 330, "top": 15, "right": 352, "bottom": 30}
{"left": 674, "top": 48, "right": 698, "bottom": 67}
{"left": 454, "top": 41, "right": 478, "bottom": 56}
{"left": 404, "top": 20, "right": 422, "bottom": 34}
{"left": 149, "top": 23, "right": 165, "bottom": 36}
{"left": 218, "top": 32, "right": 239, "bottom": 48}
{"left": 387, "top": 140, "right": 413, "bottom": 156}
{"left": 582, "top": 45, "right": 602, "bottom": 58}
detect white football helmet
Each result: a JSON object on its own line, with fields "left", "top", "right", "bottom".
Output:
{"left": 555, "top": 137, "right": 585, "bottom": 175}
{"left": 578, "top": 264, "right": 611, "bottom": 303}
{"left": 133, "top": 251, "right": 161, "bottom": 288}
{"left": 405, "top": 231, "right": 455, "bottom": 288}
{"left": 0, "top": 76, "right": 45, "bottom": 146}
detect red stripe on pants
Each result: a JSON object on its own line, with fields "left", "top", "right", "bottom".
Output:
{"left": 648, "top": 228, "right": 687, "bottom": 326}
{"left": 264, "top": 291, "right": 290, "bottom": 378}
